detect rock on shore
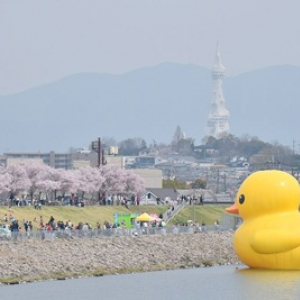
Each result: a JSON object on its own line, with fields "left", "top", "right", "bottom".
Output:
{"left": 0, "top": 232, "right": 240, "bottom": 282}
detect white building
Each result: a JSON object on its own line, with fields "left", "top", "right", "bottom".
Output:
{"left": 132, "top": 169, "right": 163, "bottom": 189}
{"left": 205, "top": 42, "right": 230, "bottom": 139}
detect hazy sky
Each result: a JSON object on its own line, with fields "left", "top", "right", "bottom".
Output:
{"left": 1, "top": 0, "right": 300, "bottom": 95}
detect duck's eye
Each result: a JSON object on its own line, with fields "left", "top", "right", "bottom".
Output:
{"left": 239, "top": 194, "right": 245, "bottom": 204}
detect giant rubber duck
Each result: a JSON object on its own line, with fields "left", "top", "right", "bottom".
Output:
{"left": 226, "top": 170, "right": 300, "bottom": 270}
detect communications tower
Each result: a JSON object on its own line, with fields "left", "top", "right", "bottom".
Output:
{"left": 205, "top": 42, "right": 230, "bottom": 139}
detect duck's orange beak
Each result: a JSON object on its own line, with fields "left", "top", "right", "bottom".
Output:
{"left": 226, "top": 202, "right": 239, "bottom": 215}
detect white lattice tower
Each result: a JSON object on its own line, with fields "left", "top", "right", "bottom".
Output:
{"left": 205, "top": 42, "right": 230, "bottom": 139}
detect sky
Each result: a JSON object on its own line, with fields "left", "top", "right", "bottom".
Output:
{"left": 1, "top": 0, "right": 300, "bottom": 95}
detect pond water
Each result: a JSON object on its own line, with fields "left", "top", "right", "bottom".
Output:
{"left": 1, "top": 265, "right": 300, "bottom": 300}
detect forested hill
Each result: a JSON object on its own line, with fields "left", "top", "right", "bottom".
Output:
{"left": 0, "top": 63, "right": 299, "bottom": 152}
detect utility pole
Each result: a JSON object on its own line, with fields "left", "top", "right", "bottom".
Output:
{"left": 92, "top": 137, "right": 102, "bottom": 167}
{"left": 96, "top": 137, "right": 102, "bottom": 202}
{"left": 92, "top": 137, "right": 105, "bottom": 202}
{"left": 98, "top": 137, "right": 102, "bottom": 167}
{"left": 102, "top": 148, "right": 105, "bottom": 165}
{"left": 293, "top": 139, "right": 295, "bottom": 155}
{"left": 216, "top": 169, "right": 220, "bottom": 194}
{"left": 92, "top": 137, "right": 107, "bottom": 202}
{"left": 223, "top": 173, "right": 227, "bottom": 192}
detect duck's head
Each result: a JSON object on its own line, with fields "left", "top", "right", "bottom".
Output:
{"left": 226, "top": 170, "right": 300, "bottom": 220}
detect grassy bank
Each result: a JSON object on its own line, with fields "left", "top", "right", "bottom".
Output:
{"left": 0, "top": 204, "right": 230, "bottom": 229}
{"left": 0, "top": 205, "right": 167, "bottom": 229}
{"left": 169, "top": 204, "right": 230, "bottom": 226}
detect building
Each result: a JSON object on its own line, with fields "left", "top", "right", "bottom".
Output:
{"left": 3, "top": 151, "right": 73, "bottom": 169}
{"left": 141, "top": 188, "right": 179, "bottom": 205}
{"left": 1, "top": 151, "right": 126, "bottom": 170}
{"left": 205, "top": 42, "right": 230, "bottom": 139}
{"left": 132, "top": 169, "right": 163, "bottom": 188}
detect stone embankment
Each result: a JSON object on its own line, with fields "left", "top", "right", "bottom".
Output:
{"left": 0, "top": 231, "right": 240, "bottom": 283}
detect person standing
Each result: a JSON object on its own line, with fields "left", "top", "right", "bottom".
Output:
{"left": 200, "top": 194, "right": 204, "bottom": 205}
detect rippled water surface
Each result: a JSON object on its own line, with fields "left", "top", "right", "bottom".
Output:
{"left": 1, "top": 265, "right": 300, "bottom": 300}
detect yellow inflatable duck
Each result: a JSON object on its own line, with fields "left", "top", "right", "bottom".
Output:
{"left": 226, "top": 170, "right": 300, "bottom": 270}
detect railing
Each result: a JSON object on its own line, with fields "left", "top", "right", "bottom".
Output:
{"left": 2, "top": 222, "right": 237, "bottom": 242}
{"left": 163, "top": 200, "right": 188, "bottom": 224}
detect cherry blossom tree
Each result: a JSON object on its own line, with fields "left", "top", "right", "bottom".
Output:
{"left": 75, "top": 166, "right": 105, "bottom": 201}
{"left": 59, "top": 169, "right": 79, "bottom": 197}
{"left": 123, "top": 169, "right": 145, "bottom": 195}
{"left": 20, "top": 161, "right": 50, "bottom": 200}
{"left": 100, "top": 164, "right": 145, "bottom": 196}
{"left": 0, "top": 167, "right": 11, "bottom": 194}
{"left": 0, "top": 161, "right": 146, "bottom": 205}
{"left": 35, "top": 168, "right": 79, "bottom": 201}
{"left": 36, "top": 179, "right": 61, "bottom": 201}
{"left": 5, "top": 163, "right": 31, "bottom": 203}
{"left": 100, "top": 164, "right": 126, "bottom": 195}
{"left": 42, "top": 167, "right": 63, "bottom": 200}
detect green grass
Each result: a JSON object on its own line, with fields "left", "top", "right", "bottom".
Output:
{"left": 0, "top": 204, "right": 231, "bottom": 229}
{"left": 169, "top": 204, "right": 230, "bottom": 225}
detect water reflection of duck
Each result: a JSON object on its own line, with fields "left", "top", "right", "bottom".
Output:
{"left": 226, "top": 170, "right": 300, "bottom": 270}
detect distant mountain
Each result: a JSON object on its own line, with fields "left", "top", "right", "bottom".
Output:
{"left": 225, "top": 65, "right": 300, "bottom": 149}
{"left": 0, "top": 63, "right": 299, "bottom": 153}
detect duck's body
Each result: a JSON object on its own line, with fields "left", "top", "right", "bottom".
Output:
{"left": 234, "top": 212, "right": 300, "bottom": 269}
{"left": 227, "top": 170, "right": 300, "bottom": 270}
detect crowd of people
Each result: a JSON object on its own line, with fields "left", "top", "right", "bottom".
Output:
{"left": 2, "top": 211, "right": 201, "bottom": 238}
{"left": 2, "top": 212, "right": 164, "bottom": 235}
{"left": 2, "top": 212, "right": 219, "bottom": 236}
{"left": 3, "top": 213, "right": 96, "bottom": 234}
